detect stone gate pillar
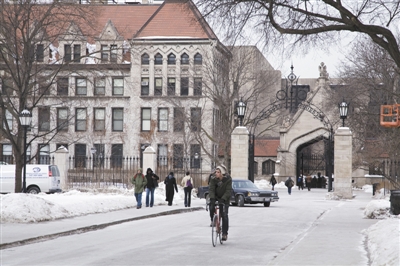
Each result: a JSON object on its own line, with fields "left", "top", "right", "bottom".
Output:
{"left": 54, "top": 146, "right": 69, "bottom": 191}
{"left": 143, "top": 146, "right": 156, "bottom": 174}
{"left": 231, "top": 126, "right": 249, "bottom": 179}
{"left": 333, "top": 127, "right": 353, "bottom": 199}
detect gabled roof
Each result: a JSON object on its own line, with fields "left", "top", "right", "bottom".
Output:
{"left": 92, "top": 5, "right": 160, "bottom": 39}
{"left": 134, "top": 0, "right": 218, "bottom": 39}
{"left": 6, "top": 1, "right": 218, "bottom": 45}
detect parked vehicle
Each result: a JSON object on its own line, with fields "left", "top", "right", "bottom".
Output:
{"left": 197, "top": 179, "right": 279, "bottom": 207}
{"left": 0, "top": 164, "right": 62, "bottom": 194}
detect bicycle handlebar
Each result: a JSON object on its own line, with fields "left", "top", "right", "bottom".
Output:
{"left": 206, "top": 201, "right": 221, "bottom": 211}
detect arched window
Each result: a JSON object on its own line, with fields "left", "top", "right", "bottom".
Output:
{"left": 167, "top": 53, "right": 176, "bottom": 65}
{"left": 262, "top": 160, "right": 276, "bottom": 175}
{"left": 154, "top": 53, "right": 163, "bottom": 65}
{"left": 194, "top": 53, "right": 202, "bottom": 65}
{"left": 141, "top": 53, "right": 149, "bottom": 65}
{"left": 181, "top": 53, "right": 189, "bottom": 65}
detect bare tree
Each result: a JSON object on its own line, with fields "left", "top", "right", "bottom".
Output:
{"left": 195, "top": 0, "right": 400, "bottom": 69}
{"left": 333, "top": 38, "right": 400, "bottom": 187}
{"left": 0, "top": 1, "right": 97, "bottom": 192}
{"left": 191, "top": 46, "right": 281, "bottom": 169}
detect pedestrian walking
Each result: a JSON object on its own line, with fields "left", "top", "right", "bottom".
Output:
{"left": 285, "top": 177, "right": 294, "bottom": 195}
{"left": 164, "top": 172, "right": 178, "bottom": 206}
{"left": 306, "top": 175, "right": 312, "bottom": 191}
{"left": 270, "top": 174, "right": 277, "bottom": 191}
{"left": 297, "top": 175, "right": 304, "bottom": 190}
{"left": 132, "top": 168, "right": 147, "bottom": 209}
{"left": 181, "top": 171, "right": 193, "bottom": 207}
{"left": 145, "top": 168, "right": 159, "bottom": 207}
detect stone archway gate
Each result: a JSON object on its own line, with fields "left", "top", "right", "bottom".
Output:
{"left": 249, "top": 100, "right": 334, "bottom": 189}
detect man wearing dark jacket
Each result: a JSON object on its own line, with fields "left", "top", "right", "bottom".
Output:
{"left": 145, "top": 168, "right": 159, "bottom": 207}
{"left": 209, "top": 165, "right": 232, "bottom": 241}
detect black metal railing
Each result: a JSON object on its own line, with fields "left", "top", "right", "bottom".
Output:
{"left": 66, "top": 155, "right": 209, "bottom": 189}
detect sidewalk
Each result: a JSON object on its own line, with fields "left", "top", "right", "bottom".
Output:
{"left": 1, "top": 201, "right": 204, "bottom": 249}
{"left": 268, "top": 189, "right": 378, "bottom": 265}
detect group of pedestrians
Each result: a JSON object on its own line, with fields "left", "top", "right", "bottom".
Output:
{"left": 282, "top": 173, "right": 327, "bottom": 194}
{"left": 131, "top": 168, "right": 194, "bottom": 208}
{"left": 296, "top": 175, "right": 312, "bottom": 191}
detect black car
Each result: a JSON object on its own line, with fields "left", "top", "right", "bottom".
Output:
{"left": 230, "top": 179, "right": 279, "bottom": 207}
{"left": 197, "top": 179, "right": 279, "bottom": 207}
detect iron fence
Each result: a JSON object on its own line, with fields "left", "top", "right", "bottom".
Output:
{"left": 66, "top": 155, "right": 210, "bottom": 189}
{"left": 156, "top": 156, "right": 205, "bottom": 188}
{"left": 66, "top": 156, "right": 140, "bottom": 189}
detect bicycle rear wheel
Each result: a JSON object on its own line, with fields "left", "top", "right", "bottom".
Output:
{"left": 212, "top": 214, "right": 218, "bottom": 247}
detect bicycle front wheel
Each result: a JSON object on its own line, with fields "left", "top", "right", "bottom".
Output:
{"left": 219, "top": 217, "right": 223, "bottom": 244}
{"left": 212, "top": 214, "right": 218, "bottom": 247}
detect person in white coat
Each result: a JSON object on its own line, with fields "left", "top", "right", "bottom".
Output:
{"left": 181, "top": 171, "right": 193, "bottom": 207}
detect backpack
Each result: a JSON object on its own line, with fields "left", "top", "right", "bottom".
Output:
{"left": 186, "top": 178, "right": 193, "bottom": 188}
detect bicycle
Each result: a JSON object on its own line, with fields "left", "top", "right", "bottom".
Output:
{"left": 206, "top": 200, "right": 223, "bottom": 247}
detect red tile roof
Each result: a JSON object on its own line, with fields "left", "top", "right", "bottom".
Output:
{"left": 93, "top": 5, "right": 160, "bottom": 38}
{"left": 134, "top": 0, "right": 217, "bottom": 39}
{"left": 8, "top": 1, "right": 217, "bottom": 45}
{"left": 78, "top": 1, "right": 217, "bottom": 40}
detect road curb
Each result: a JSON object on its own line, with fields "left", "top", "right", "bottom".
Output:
{"left": 0, "top": 207, "right": 204, "bottom": 250}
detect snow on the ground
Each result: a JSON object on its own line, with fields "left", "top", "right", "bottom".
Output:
{"left": 365, "top": 218, "right": 400, "bottom": 266}
{"left": 1, "top": 184, "right": 176, "bottom": 223}
{"left": 1, "top": 182, "right": 399, "bottom": 266}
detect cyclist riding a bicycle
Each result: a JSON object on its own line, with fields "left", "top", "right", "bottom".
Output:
{"left": 209, "top": 165, "right": 232, "bottom": 241}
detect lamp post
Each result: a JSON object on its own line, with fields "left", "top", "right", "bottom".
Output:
{"left": 194, "top": 152, "right": 199, "bottom": 187}
{"left": 19, "top": 109, "right": 32, "bottom": 193}
{"left": 338, "top": 98, "right": 349, "bottom": 127}
{"left": 237, "top": 98, "right": 246, "bottom": 126}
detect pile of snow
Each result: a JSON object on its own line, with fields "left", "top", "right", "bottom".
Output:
{"left": 364, "top": 219, "right": 400, "bottom": 266}
{"left": 364, "top": 199, "right": 391, "bottom": 219}
{"left": 1, "top": 185, "right": 181, "bottom": 223}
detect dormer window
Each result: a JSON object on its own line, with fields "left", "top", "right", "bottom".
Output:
{"left": 181, "top": 53, "right": 189, "bottom": 65}
{"left": 168, "top": 53, "right": 176, "bottom": 65}
{"left": 101, "top": 45, "right": 108, "bottom": 62}
{"left": 155, "top": 53, "right": 163, "bottom": 65}
{"left": 73, "top": 45, "right": 81, "bottom": 63}
{"left": 64, "top": 45, "right": 72, "bottom": 62}
{"left": 110, "top": 45, "right": 117, "bottom": 62}
{"left": 194, "top": 53, "right": 202, "bottom": 65}
{"left": 99, "top": 45, "right": 118, "bottom": 63}
{"left": 141, "top": 53, "right": 149, "bottom": 65}
{"left": 36, "top": 44, "right": 44, "bottom": 62}
{"left": 64, "top": 44, "right": 81, "bottom": 63}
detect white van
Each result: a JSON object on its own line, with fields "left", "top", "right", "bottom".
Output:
{"left": 0, "top": 164, "right": 61, "bottom": 194}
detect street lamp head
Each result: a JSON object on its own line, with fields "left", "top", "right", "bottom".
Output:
{"left": 19, "top": 108, "right": 32, "bottom": 127}
{"left": 338, "top": 98, "right": 349, "bottom": 127}
{"left": 194, "top": 152, "right": 199, "bottom": 159}
{"left": 237, "top": 98, "right": 246, "bottom": 126}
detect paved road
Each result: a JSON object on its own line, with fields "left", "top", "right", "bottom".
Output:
{"left": 1, "top": 188, "right": 378, "bottom": 266}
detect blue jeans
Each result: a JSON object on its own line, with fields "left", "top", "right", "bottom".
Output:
{"left": 184, "top": 187, "right": 192, "bottom": 207}
{"left": 135, "top": 192, "right": 143, "bottom": 207}
{"left": 146, "top": 187, "right": 155, "bottom": 207}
